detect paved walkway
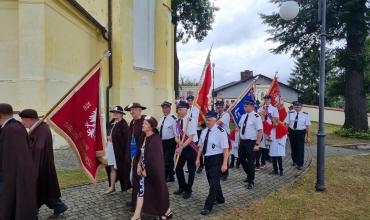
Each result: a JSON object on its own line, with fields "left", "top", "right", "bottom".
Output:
{"left": 39, "top": 144, "right": 369, "bottom": 219}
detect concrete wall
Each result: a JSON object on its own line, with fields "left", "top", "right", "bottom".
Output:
{"left": 283, "top": 101, "right": 370, "bottom": 127}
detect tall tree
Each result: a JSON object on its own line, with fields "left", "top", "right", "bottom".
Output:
{"left": 171, "top": 0, "right": 219, "bottom": 98}
{"left": 260, "top": 0, "right": 370, "bottom": 131}
{"left": 288, "top": 47, "right": 337, "bottom": 106}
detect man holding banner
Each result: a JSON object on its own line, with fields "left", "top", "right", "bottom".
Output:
{"left": 174, "top": 101, "right": 198, "bottom": 199}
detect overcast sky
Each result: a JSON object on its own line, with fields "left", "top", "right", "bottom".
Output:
{"left": 177, "top": 0, "right": 295, "bottom": 88}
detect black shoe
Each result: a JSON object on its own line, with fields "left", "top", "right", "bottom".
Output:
{"left": 221, "top": 174, "right": 228, "bottom": 181}
{"left": 297, "top": 166, "right": 302, "bottom": 170}
{"left": 247, "top": 183, "right": 254, "bottom": 189}
{"left": 229, "top": 164, "right": 235, "bottom": 168}
{"left": 166, "top": 177, "right": 175, "bottom": 182}
{"left": 196, "top": 166, "right": 203, "bottom": 173}
{"left": 270, "top": 170, "right": 278, "bottom": 175}
{"left": 201, "top": 209, "right": 211, "bottom": 215}
{"left": 214, "top": 200, "right": 225, "bottom": 205}
{"left": 235, "top": 164, "right": 240, "bottom": 168}
{"left": 292, "top": 162, "right": 297, "bottom": 166}
{"left": 280, "top": 171, "right": 284, "bottom": 176}
{"left": 183, "top": 192, "right": 192, "bottom": 199}
{"left": 174, "top": 189, "right": 184, "bottom": 195}
{"left": 126, "top": 201, "right": 132, "bottom": 207}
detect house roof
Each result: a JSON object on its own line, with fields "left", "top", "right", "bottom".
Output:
{"left": 214, "top": 74, "right": 302, "bottom": 93}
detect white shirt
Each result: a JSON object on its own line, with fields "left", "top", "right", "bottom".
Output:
{"left": 157, "top": 113, "right": 177, "bottom": 140}
{"left": 238, "top": 111, "right": 263, "bottom": 140}
{"left": 30, "top": 119, "right": 41, "bottom": 131}
{"left": 217, "top": 112, "right": 230, "bottom": 134}
{"left": 258, "top": 104, "right": 279, "bottom": 124}
{"left": 285, "top": 110, "right": 311, "bottom": 130}
{"left": 176, "top": 114, "right": 198, "bottom": 143}
{"left": 199, "top": 124, "right": 228, "bottom": 156}
{"left": 187, "top": 105, "right": 200, "bottom": 130}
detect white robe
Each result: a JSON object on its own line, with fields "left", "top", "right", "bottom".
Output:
{"left": 269, "top": 128, "right": 287, "bottom": 157}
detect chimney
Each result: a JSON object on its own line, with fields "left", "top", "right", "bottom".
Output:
{"left": 240, "top": 70, "right": 253, "bottom": 80}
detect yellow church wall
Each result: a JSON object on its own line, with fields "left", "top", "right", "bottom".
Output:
{"left": 0, "top": 1, "right": 18, "bottom": 104}
{"left": 75, "top": 0, "right": 108, "bottom": 28}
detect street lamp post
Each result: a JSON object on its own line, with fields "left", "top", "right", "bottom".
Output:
{"left": 212, "top": 63, "right": 215, "bottom": 111}
{"left": 280, "top": 0, "right": 326, "bottom": 191}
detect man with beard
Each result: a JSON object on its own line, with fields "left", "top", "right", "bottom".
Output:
{"left": 19, "top": 109, "right": 68, "bottom": 219}
{"left": 0, "top": 103, "right": 38, "bottom": 219}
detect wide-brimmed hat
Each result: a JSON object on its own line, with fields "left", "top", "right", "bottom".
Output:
{"left": 109, "top": 106, "right": 125, "bottom": 114}
{"left": 124, "top": 102, "right": 147, "bottom": 111}
{"left": 144, "top": 115, "right": 159, "bottom": 133}
{"left": 0, "top": 103, "right": 20, "bottom": 115}
{"left": 18, "top": 109, "right": 43, "bottom": 118}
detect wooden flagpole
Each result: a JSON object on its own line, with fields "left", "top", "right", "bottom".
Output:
{"left": 28, "top": 51, "right": 111, "bottom": 136}
{"left": 174, "top": 44, "right": 213, "bottom": 168}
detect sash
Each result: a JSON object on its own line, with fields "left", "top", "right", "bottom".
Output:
{"left": 263, "top": 106, "right": 273, "bottom": 120}
{"left": 177, "top": 120, "right": 198, "bottom": 153}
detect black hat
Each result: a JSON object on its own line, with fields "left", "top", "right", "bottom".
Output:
{"left": 110, "top": 106, "right": 125, "bottom": 114}
{"left": 177, "top": 101, "right": 189, "bottom": 109}
{"left": 19, "top": 109, "right": 43, "bottom": 118}
{"left": 186, "top": 95, "right": 194, "bottom": 101}
{"left": 293, "top": 101, "right": 303, "bottom": 107}
{"left": 289, "top": 105, "right": 294, "bottom": 109}
{"left": 215, "top": 101, "right": 224, "bottom": 107}
{"left": 0, "top": 103, "right": 20, "bottom": 115}
{"left": 205, "top": 111, "right": 218, "bottom": 118}
{"left": 255, "top": 100, "right": 261, "bottom": 105}
{"left": 243, "top": 99, "right": 255, "bottom": 106}
{"left": 160, "top": 101, "right": 172, "bottom": 107}
{"left": 124, "top": 102, "right": 147, "bottom": 111}
{"left": 263, "top": 95, "right": 271, "bottom": 100}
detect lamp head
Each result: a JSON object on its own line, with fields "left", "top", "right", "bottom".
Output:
{"left": 279, "top": 1, "right": 299, "bottom": 21}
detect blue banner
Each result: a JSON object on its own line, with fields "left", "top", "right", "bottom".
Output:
{"left": 228, "top": 81, "right": 256, "bottom": 128}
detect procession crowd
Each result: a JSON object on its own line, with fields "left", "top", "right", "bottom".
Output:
{"left": 0, "top": 95, "right": 311, "bottom": 219}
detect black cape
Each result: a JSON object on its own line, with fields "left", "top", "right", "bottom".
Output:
{"left": 29, "top": 122, "right": 61, "bottom": 208}
{"left": 0, "top": 119, "right": 38, "bottom": 220}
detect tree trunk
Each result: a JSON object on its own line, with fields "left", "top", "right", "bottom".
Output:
{"left": 174, "top": 24, "right": 179, "bottom": 98}
{"left": 343, "top": 1, "right": 369, "bottom": 131}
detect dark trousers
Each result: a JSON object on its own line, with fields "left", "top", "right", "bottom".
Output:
{"left": 230, "top": 155, "right": 240, "bottom": 166}
{"left": 255, "top": 148, "right": 269, "bottom": 166}
{"left": 162, "top": 138, "right": 176, "bottom": 179}
{"left": 176, "top": 147, "right": 197, "bottom": 193}
{"left": 204, "top": 153, "right": 225, "bottom": 211}
{"left": 238, "top": 139, "right": 256, "bottom": 184}
{"left": 288, "top": 128, "right": 306, "bottom": 166}
{"left": 272, "top": 156, "right": 283, "bottom": 172}
{"left": 46, "top": 198, "right": 68, "bottom": 214}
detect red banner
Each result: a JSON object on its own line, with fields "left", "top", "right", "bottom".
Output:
{"left": 47, "top": 66, "right": 107, "bottom": 184}
{"left": 268, "top": 76, "right": 287, "bottom": 122}
{"left": 195, "top": 61, "right": 212, "bottom": 124}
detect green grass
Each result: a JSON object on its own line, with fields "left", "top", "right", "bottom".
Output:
{"left": 56, "top": 168, "right": 107, "bottom": 188}
{"left": 212, "top": 155, "right": 370, "bottom": 220}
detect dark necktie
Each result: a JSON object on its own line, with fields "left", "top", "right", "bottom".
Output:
{"left": 265, "top": 106, "right": 268, "bottom": 120}
{"left": 160, "top": 116, "right": 166, "bottom": 138}
{"left": 202, "top": 129, "right": 211, "bottom": 155}
{"left": 217, "top": 114, "right": 221, "bottom": 120}
{"left": 241, "top": 114, "right": 249, "bottom": 135}
{"left": 293, "top": 112, "right": 299, "bottom": 129}
{"left": 180, "top": 119, "right": 183, "bottom": 130}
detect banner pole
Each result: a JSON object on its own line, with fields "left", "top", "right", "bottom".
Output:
{"left": 28, "top": 51, "right": 111, "bottom": 135}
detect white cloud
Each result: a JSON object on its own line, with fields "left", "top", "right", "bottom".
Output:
{"left": 177, "top": 0, "right": 295, "bottom": 88}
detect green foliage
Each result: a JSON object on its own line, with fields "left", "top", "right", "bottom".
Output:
{"left": 179, "top": 75, "right": 199, "bottom": 87}
{"left": 260, "top": 0, "right": 370, "bottom": 130}
{"left": 171, "top": 0, "right": 219, "bottom": 43}
{"left": 333, "top": 127, "right": 370, "bottom": 139}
